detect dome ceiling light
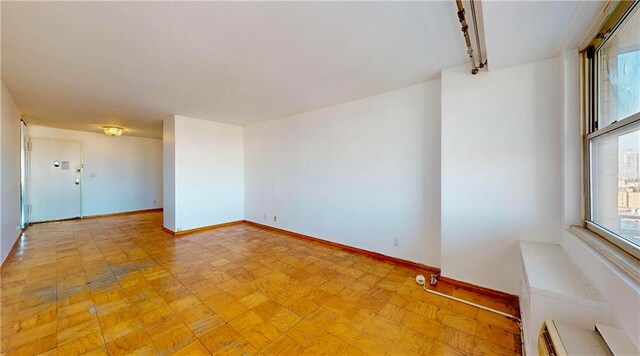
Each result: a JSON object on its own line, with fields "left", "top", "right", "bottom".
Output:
{"left": 103, "top": 126, "right": 124, "bottom": 137}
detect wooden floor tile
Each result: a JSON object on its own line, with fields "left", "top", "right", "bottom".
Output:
{"left": 172, "top": 340, "right": 210, "bottom": 355}
{"left": 327, "top": 317, "right": 363, "bottom": 344}
{"left": 262, "top": 335, "right": 305, "bottom": 355}
{"left": 56, "top": 330, "right": 105, "bottom": 355}
{"left": 474, "top": 321, "right": 516, "bottom": 350}
{"left": 0, "top": 212, "right": 521, "bottom": 355}
{"left": 228, "top": 311, "right": 264, "bottom": 334}
{"left": 151, "top": 323, "right": 197, "bottom": 355}
{"left": 199, "top": 324, "right": 250, "bottom": 354}
{"left": 472, "top": 337, "right": 519, "bottom": 356}
{"left": 437, "top": 325, "right": 475, "bottom": 354}
{"left": 244, "top": 321, "right": 281, "bottom": 349}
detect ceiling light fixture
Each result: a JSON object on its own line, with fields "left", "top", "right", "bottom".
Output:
{"left": 103, "top": 126, "right": 124, "bottom": 137}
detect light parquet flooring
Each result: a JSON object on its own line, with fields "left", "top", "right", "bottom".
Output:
{"left": 1, "top": 212, "right": 521, "bottom": 355}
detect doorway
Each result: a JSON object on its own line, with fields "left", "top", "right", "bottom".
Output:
{"left": 28, "top": 137, "right": 83, "bottom": 222}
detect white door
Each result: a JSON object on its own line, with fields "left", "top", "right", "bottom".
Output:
{"left": 29, "top": 138, "right": 82, "bottom": 222}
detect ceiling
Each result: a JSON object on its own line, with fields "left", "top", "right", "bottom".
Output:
{"left": 1, "top": 1, "right": 465, "bottom": 138}
{"left": 482, "top": 0, "right": 605, "bottom": 71}
{"left": 1, "top": 1, "right": 605, "bottom": 139}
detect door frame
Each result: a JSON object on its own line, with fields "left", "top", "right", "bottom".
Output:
{"left": 20, "top": 119, "right": 27, "bottom": 228}
{"left": 27, "top": 136, "right": 84, "bottom": 223}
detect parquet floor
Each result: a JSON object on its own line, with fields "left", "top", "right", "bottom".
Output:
{"left": 1, "top": 212, "right": 521, "bottom": 355}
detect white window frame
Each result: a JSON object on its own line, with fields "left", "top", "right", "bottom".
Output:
{"left": 582, "top": 0, "right": 640, "bottom": 261}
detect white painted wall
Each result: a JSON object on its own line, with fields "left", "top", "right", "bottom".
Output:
{"left": 164, "top": 115, "right": 244, "bottom": 232}
{"left": 441, "top": 58, "right": 564, "bottom": 294}
{"left": 28, "top": 126, "right": 162, "bottom": 217}
{"left": 561, "top": 50, "right": 583, "bottom": 227}
{"left": 244, "top": 81, "right": 441, "bottom": 267}
{"left": 0, "top": 82, "right": 22, "bottom": 265}
{"left": 163, "top": 118, "right": 176, "bottom": 231}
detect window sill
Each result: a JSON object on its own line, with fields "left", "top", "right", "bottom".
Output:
{"left": 569, "top": 225, "right": 640, "bottom": 284}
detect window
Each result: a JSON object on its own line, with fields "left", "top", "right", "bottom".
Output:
{"left": 584, "top": 1, "right": 640, "bottom": 259}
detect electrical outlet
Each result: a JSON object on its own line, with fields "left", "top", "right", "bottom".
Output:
{"left": 393, "top": 237, "right": 399, "bottom": 247}
{"left": 153, "top": 200, "right": 157, "bottom": 205}
{"left": 273, "top": 216, "right": 277, "bottom": 222}
{"left": 263, "top": 213, "right": 267, "bottom": 220}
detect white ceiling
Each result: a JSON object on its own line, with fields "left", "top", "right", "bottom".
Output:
{"left": 1, "top": 1, "right": 605, "bottom": 139}
{"left": 482, "top": 0, "right": 605, "bottom": 71}
{"left": 1, "top": 1, "right": 465, "bottom": 138}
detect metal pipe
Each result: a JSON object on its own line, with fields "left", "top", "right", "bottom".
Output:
{"left": 421, "top": 283, "right": 516, "bottom": 320}
{"left": 469, "top": 0, "right": 486, "bottom": 68}
{"left": 456, "top": 0, "right": 479, "bottom": 74}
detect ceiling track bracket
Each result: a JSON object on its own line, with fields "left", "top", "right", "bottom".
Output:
{"left": 456, "top": 0, "right": 487, "bottom": 75}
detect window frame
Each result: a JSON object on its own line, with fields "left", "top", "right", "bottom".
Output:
{"left": 582, "top": 0, "right": 640, "bottom": 260}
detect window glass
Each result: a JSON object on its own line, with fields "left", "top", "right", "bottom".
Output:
{"left": 599, "top": 8, "right": 640, "bottom": 127}
{"left": 591, "top": 120, "right": 640, "bottom": 247}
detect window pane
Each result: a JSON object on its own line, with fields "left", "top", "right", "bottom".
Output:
{"left": 591, "top": 120, "right": 640, "bottom": 247}
{"left": 599, "top": 8, "right": 640, "bottom": 127}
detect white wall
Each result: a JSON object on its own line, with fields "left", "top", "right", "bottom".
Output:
{"left": 244, "top": 81, "right": 441, "bottom": 267}
{"left": 561, "top": 51, "right": 583, "bottom": 227}
{"left": 441, "top": 58, "right": 564, "bottom": 294}
{"left": 163, "top": 118, "right": 176, "bottom": 231}
{"left": 28, "top": 126, "right": 162, "bottom": 217}
{"left": 164, "top": 115, "right": 244, "bottom": 232}
{"left": 0, "top": 82, "right": 22, "bottom": 265}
